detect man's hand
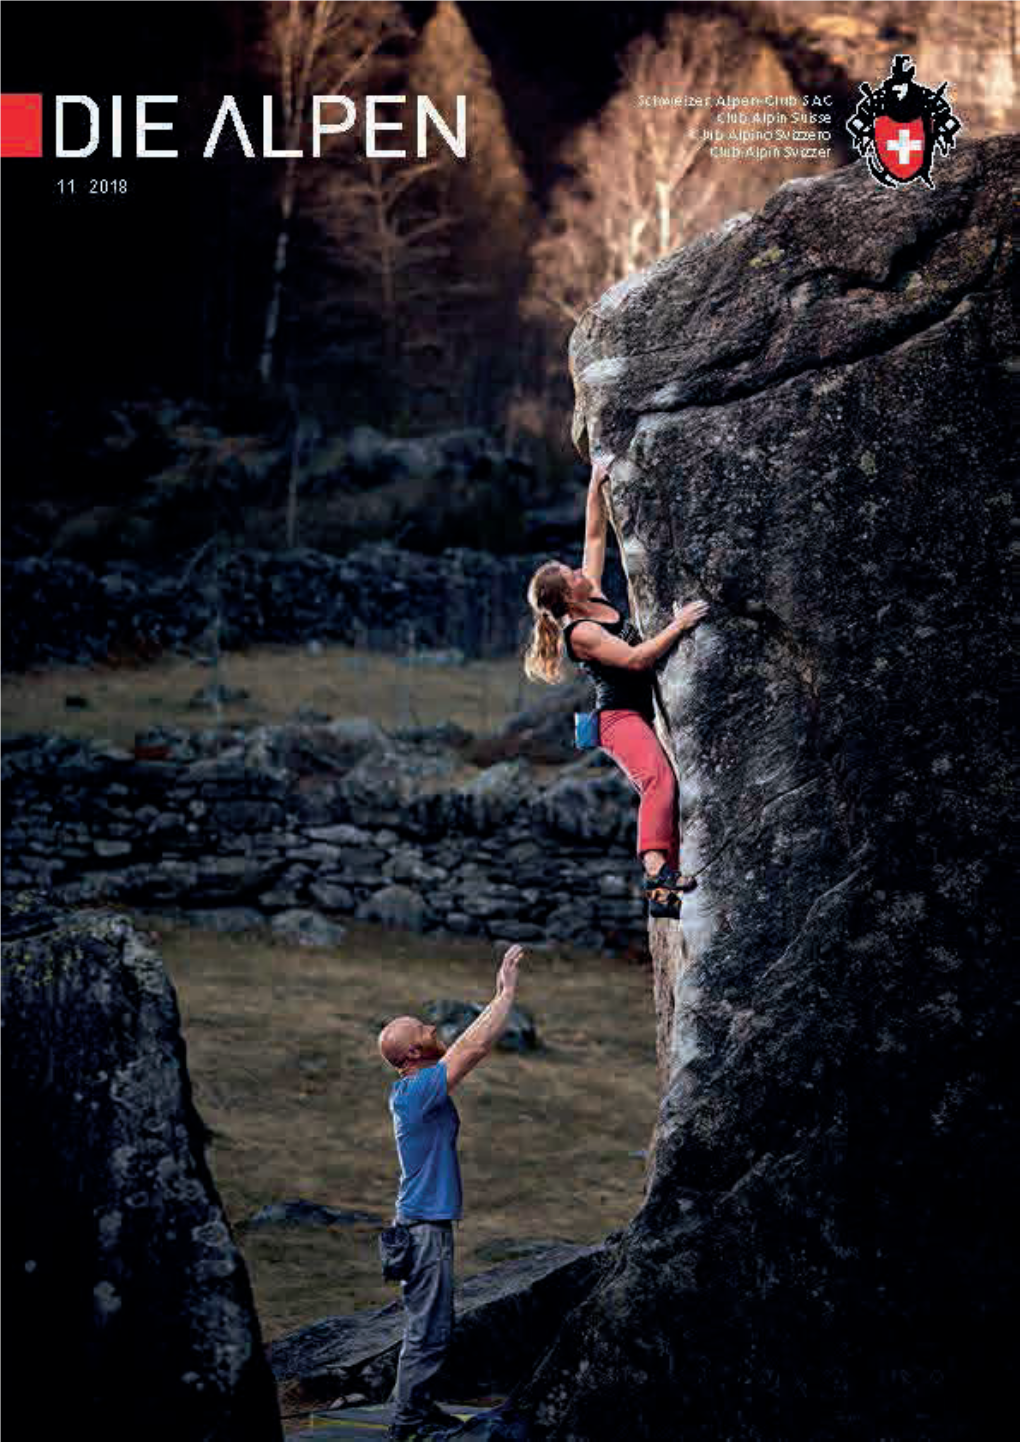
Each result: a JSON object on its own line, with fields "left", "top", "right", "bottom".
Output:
{"left": 443, "top": 944, "right": 525, "bottom": 1091}
{"left": 496, "top": 944, "right": 524, "bottom": 997}
{"left": 673, "top": 599, "right": 709, "bottom": 630}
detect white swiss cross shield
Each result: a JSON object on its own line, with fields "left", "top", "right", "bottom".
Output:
{"left": 874, "top": 115, "right": 927, "bottom": 182}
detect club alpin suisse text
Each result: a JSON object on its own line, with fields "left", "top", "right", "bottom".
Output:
{"left": 636, "top": 92, "right": 833, "bottom": 160}
{"left": 48, "top": 94, "right": 468, "bottom": 158}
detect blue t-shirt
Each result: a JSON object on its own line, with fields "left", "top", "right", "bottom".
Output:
{"left": 390, "top": 1062, "right": 462, "bottom": 1222}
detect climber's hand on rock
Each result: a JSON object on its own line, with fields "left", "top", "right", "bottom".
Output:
{"left": 590, "top": 458, "right": 613, "bottom": 489}
{"left": 674, "top": 599, "right": 709, "bottom": 630}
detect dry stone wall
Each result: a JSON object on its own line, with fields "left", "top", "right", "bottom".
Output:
{"left": 2, "top": 544, "right": 560, "bottom": 670}
{"left": 2, "top": 723, "right": 648, "bottom": 953}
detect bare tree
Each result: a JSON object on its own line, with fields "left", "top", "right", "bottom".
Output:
{"left": 526, "top": 13, "right": 741, "bottom": 326}
{"left": 302, "top": 151, "right": 459, "bottom": 424}
{"left": 282, "top": 382, "right": 323, "bottom": 547}
{"left": 409, "top": 2, "right": 534, "bottom": 285}
{"left": 330, "top": 157, "right": 454, "bottom": 368}
{"left": 409, "top": 0, "right": 536, "bottom": 426}
{"left": 258, "top": 0, "right": 411, "bottom": 385}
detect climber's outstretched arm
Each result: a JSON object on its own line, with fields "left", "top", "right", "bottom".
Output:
{"left": 570, "top": 600, "right": 709, "bottom": 672}
{"left": 581, "top": 459, "right": 612, "bottom": 588}
{"left": 441, "top": 945, "right": 524, "bottom": 1092}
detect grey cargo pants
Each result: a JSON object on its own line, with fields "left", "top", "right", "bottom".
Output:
{"left": 393, "top": 1220, "right": 455, "bottom": 1426}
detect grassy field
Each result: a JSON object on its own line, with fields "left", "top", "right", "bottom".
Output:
{"left": 7, "top": 651, "right": 639, "bottom": 1425}
{"left": 2, "top": 643, "right": 538, "bottom": 746}
{"left": 154, "top": 916, "right": 658, "bottom": 1350}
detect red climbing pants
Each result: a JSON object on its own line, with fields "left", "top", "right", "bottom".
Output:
{"left": 598, "top": 709, "right": 679, "bottom": 871}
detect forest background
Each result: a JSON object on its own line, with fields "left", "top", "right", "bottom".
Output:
{"left": 4, "top": 0, "right": 1015, "bottom": 569}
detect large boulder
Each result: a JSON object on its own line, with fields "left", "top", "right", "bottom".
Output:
{"left": 357, "top": 884, "right": 432, "bottom": 932}
{"left": 491, "top": 676, "right": 592, "bottom": 764}
{"left": 1, "top": 891, "right": 282, "bottom": 1442}
{"left": 499, "top": 136, "right": 1017, "bottom": 1439}
{"left": 270, "top": 907, "right": 347, "bottom": 948}
{"left": 267, "top": 1243, "right": 608, "bottom": 1411}
{"left": 422, "top": 997, "right": 540, "bottom": 1053}
{"left": 537, "top": 756, "right": 636, "bottom": 844}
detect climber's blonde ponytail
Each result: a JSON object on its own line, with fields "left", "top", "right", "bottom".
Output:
{"left": 524, "top": 609, "right": 564, "bottom": 684}
{"left": 524, "top": 561, "right": 571, "bottom": 685}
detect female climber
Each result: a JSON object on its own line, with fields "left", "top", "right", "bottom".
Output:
{"left": 524, "top": 459, "right": 708, "bottom": 918}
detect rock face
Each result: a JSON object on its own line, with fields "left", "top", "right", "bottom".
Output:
{"left": 497, "top": 136, "right": 1016, "bottom": 1438}
{"left": 1, "top": 892, "right": 282, "bottom": 1442}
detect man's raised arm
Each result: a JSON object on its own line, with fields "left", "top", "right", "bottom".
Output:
{"left": 441, "top": 944, "right": 524, "bottom": 1091}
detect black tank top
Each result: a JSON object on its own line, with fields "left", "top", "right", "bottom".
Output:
{"left": 563, "top": 603, "right": 654, "bottom": 719}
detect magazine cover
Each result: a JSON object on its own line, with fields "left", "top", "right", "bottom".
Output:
{"left": 2, "top": 4, "right": 1016, "bottom": 1439}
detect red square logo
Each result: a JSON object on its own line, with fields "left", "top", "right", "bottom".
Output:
{"left": 1, "top": 94, "right": 43, "bottom": 158}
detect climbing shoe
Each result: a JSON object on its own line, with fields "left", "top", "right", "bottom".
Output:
{"left": 387, "top": 1405, "right": 461, "bottom": 1440}
{"left": 643, "top": 867, "right": 697, "bottom": 919}
{"left": 417, "top": 1404, "right": 462, "bottom": 1431}
{"left": 645, "top": 884, "right": 681, "bottom": 919}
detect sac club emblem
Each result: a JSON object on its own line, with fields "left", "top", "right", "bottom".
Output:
{"left": 847, "top": 53, "right": 963, "bottom": 189}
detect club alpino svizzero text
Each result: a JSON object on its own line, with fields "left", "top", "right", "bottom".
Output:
{"left": 50, "top": 93, "right": 468, "bottom": 159}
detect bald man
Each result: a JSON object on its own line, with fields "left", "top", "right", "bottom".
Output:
{"left": 378, "top": 943, "right": 524, "bottom": 1441}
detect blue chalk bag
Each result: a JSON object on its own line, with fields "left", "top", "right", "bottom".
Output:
{"left": 574, "top": 711, "right": 601, "bottom": 750}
